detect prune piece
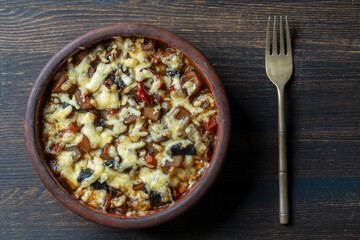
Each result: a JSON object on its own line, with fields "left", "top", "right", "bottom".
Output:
{"left": 88, "top": 59, "right": 100, "bottom": 78}
{"left": 104, "top": 159, "right": 115, "bottom": 167}
{"left": 170, "top": 144, "right": 196, "bottom": 156}
{"left": 91, "top": 180, "right": 108, "bottom": 190}
{"left": 108, "top": 187, "right": 122, "bottom": 197}
{"left": 98, "top": 118, "right": 106, "bottom": 128}
{"left": 123, "top": 66, "right": 131, "bottom": 75}
{"left": 61, "top": 103, "right": 71, "bottom": 108}
{"left": 124, "top": 166, "right": 133, "bottom": 174}
{"left": 149, "top": 191, "right": 162, "bottom": 205}
{"left": 77, "top": 168, "right": 93, "bottom": 183}
{"left": 166, "top": 69, "right": 181, "bottom": 76}
{"left": 170, "top": 144, "right": 182, "bottom": 155}
{"left": 184, "top": 145, "right": 196, "bottom": 155}
{"left": 115, "top": 78, "right": 126, "bottom": 90}
{"left": 106, "top": 70, "right": 116, "bottom": 82}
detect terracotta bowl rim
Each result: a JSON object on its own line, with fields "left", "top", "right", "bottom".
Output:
{"left": 24, "top": 23, "right": 231, "bottom": 228}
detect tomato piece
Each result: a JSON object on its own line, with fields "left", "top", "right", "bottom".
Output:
{"left": 203, "top": 115, "right": 218, "bottom": 132}
{"left": 137, "top": 82, "right": 153, "bottom": 105}
{"left": 145, "top": 154, "right": 157, "bottom": 169}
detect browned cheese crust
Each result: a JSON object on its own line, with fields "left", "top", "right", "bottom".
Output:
{"left": 42, "top": 37, "right": 218, "bottom": 216}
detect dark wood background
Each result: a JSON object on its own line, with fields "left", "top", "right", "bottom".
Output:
{"left": 1, "top": 0, "right": 359, "bottom": 239}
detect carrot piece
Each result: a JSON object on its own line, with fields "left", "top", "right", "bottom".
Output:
{"left": 137, "top": 82, "right": 153, "bottom": 105}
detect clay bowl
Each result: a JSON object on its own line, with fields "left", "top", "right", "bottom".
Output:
{"left": 24, "top": 23, "right": 231, "bottom": 228}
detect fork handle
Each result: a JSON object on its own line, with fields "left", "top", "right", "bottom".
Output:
{"left": 277, "top": 86, "right": 289, "bottom": 224}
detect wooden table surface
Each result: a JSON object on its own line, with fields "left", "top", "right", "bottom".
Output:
{"left": 1, "top": 0, "right": 359, "bottom": 239}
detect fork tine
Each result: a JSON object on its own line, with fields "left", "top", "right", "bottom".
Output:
{"left": 266, "top": 17, "right": 271, "bottom": 55}
{"left": 286, "top": 16, "right": 292, "bottom": 56}
{"left": 279, "top": 16, "right": 285, "bottom": 55}
{"left": 272, "top": 16, "right": 277, "bottom": 55}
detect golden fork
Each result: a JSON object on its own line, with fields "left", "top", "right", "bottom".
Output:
{"left": 265, "top": 16, "right": 293, "bottom": 224}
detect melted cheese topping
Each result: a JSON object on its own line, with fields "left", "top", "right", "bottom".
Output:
{"left": 42, "top": 37, "right": 217, "bottom": 216}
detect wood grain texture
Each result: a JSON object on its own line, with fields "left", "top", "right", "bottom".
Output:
{"left": 0, "top": 0, "right": 359, "bottom": 239}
